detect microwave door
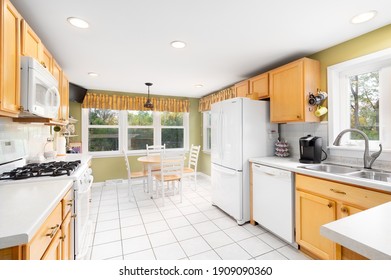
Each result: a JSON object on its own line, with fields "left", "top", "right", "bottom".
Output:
{"left": 47, "top": 87, "right": 60, "bottom": 119}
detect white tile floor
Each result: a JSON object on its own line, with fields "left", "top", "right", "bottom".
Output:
{"left": 87, "top": 175, "right": 311, "bottom": 260}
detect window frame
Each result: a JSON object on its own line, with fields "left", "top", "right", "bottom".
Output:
{"left": 327, "top": 48, "right": 391, "bottom": 159}
{"left": 82, "top": 109, "right": 189, "bottom": 157}
{"left": 202, "top": 111, "right": 211, "bottom": 153}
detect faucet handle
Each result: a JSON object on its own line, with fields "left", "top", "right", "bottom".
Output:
{"left": 368, "top": 144, "right": 382, "bottom": 168}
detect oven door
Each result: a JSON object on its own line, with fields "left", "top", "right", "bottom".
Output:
{"left": 74, "top": 174, "right": 93, "bottom": 260}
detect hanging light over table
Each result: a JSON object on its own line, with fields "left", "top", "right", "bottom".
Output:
{"left": 144, "top": 82, "right": 154, "bottom": 109}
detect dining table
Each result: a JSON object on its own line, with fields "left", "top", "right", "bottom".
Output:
{"left": 137, "top": 154, "right": 186, "bottom": 197}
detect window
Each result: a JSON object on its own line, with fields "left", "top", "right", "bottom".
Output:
{"left": 87, "top": 109, "right": 119, "bottom": 152}
{"left": 203, "top": 111, "right": 211, "bottom": 152}
{"left": 328, "top": 48, "right": 391, "bottom": 151}
{"left": 83, "top": 109, "right": 189, "bottom": 155}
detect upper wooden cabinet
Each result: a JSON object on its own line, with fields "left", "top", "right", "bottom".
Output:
{"left": 295, "top": 174, "right": 391, "bottom": 260}
{"left": 60, "top": 73, "right": 69, "bottom": 122}
{"left": 0, "top": 0, "right": 22, "bottom": 118}
{"left": 269, "top": 57, "right": 320, "bottom": 123}
{"left": 234, "top": 80, "right": 249, "bottom": 98}
{"left": 249, "top": 72, "right": 269, "bottom": 99}
{"left": 21, "top": 19, "right": 40, "bottom": 60}
{"left": 40, "top": 44, "right": 53, "bottom": 72}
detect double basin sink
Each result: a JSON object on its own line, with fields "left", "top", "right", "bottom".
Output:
{"left": 299, "top": 163, "right": 391, "bottom": 183}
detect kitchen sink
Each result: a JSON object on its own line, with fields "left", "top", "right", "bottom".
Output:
{"left": 299, "top": 163, "right": 361, "bottom": 174}
{"left": 346, "top": 170, "right": 391, "bottom": 182}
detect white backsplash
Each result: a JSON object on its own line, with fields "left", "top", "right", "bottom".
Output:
{"left": 0, "top": 118, "right": 51, "bottom": 159}
{"left": 279, "top": 121, "right": 391, "bottom": 171}
{"left": 279, "top": 122, "right": 328, "bottom": 159}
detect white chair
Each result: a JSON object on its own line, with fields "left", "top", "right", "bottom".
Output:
{"left": 183, "top": 144, "right": 201, "bottom": 190}
{"left": 123, "top": 149, "right": 147, "bottom": 202}
{"left": 153, "top": 151, "right": 185, "bottom": 206}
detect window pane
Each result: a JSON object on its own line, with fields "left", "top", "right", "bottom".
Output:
{"left": 128, "top": 128, "right": 153, "bottom": 150}
{"left": 89, "top": 109, "right": 118, "bottom": 125}
{"left": 349, "top": 71, "right": 379, "bottom": 140}
{"left": 207, "top": 112, "right": 211, "bottom": 127}
{"left": 128, "top": 111, "right": 153, "bottom": 126}
{"left": 162, "top": 128, "right": 184, "bottom": 148}
{"left": 88, "top": 128, "right": 119, "bottom": 151}
{"left": 161, "top": 112, "right": 183, "bottom": 126}
{"left": 207, "top": 127, "right": 211, "bottom": 150}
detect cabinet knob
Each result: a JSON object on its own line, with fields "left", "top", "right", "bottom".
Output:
{"left": 296, "top": 115, "right": 301, "bottom": 119}
{"left": 60, "top": 234, "right": 67, "bottom": 241}
{"left": 41, "top": 61, "right": 46, "bottom": 68}
{"left": 327, "top": 202, "right": 332, "bottom": 208}
{"left": 341, "top": 206, "right": 349, "bottom": 214}
{"left": 46, "top": 224, "right": 59, "bottom": 238}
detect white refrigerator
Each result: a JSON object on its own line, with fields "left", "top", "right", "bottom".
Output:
{"left": 211, "top": 98, "right": 277, "bottom": 225}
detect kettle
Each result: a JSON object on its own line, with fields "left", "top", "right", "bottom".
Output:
{"left": 299, "top": 135, "right": 323, "bottom": 164}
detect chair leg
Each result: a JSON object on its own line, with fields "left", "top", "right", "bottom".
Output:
{"left": 162, "top": 181, "right": 165, "bottom": 207}
{"left": 194, "top": 172, "right": 197, "bottom": 191}
{"left": 128, "top": 179, "right": 133, "bottom": 203}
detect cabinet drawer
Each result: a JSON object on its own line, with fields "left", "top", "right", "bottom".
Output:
{"left": 296, "top": 174, "right": 391, "bottom": 209}
{"left": 62, "top": 188, "right": 73, "bottom": 219}
{"left": 27, "top": 203, "right": 62, "bottom": 260}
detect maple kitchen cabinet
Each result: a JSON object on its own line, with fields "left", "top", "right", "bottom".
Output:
{"left": 249, "top": 72, "right": 269, "bottom": 99}
{"left": 234, "top": 80, "right": 249, "bottom": 98}
{"left": 295, "top": 174, "right": 391, "bottom": 260}
{"left": 59, "top": 73, "right": 69, "bottom": 123}
{"left": 269, "top": 57, "right": 320, "bottom": 123}
{"left": 0, "top": 0, "right": 21, "bottom": 118}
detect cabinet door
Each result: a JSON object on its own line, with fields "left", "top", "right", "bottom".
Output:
{"left": 270, "top": 60, "right": 304, "bottom": 122}
{"left": 234, "top": 80, "right": 249, "bottom": 97}
{"left": 21, "top": 19, "right": 40, "bottom": 60}
{"left": 40, "top": 44, "right": 53, "bottom": 72}
{"left": 249, "top": 73, "right": 268, "bottom": 99}
{"left": 296, "top": 190, "right": 337, "bottom": 260}
{"left": 61, "top": 213, "right": 72, "bottom": 260}
{"left": 0, "top": 0, "right": 21, "bottom": 117}
{"left": 60, "top": 73, "right": 69, "bottom": 122}
{"left": 41, "top": 229, "right": 62, "bottom": 260}
{"left": 338, "top": 203, "right": 367, "bottom": 260}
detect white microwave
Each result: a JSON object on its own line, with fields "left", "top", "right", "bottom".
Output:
{"left": 19, "top": 56, "right": 60, "bottom": 119}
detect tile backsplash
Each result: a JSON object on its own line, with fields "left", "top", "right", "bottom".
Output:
{"left": 0, "top": 118, "right": 51, "bottom": 159}
{"left": 279, "top": 122, "right": 328, "bottom": 159}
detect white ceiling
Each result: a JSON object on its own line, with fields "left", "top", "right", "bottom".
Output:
{"left": 10, "top": 0, "right": 391, "bottom": 98}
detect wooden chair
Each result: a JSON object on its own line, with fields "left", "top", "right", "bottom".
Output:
{"left": 123, "top": 149, "right": 147, "bottom": 202}
{"left": 183, "top": 144, "right": 201, "bottom": 190}
{"left": 153, "top": 151, "right": 185, "bottom": 206}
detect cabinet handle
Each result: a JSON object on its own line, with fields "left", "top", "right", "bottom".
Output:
{"left": 330, "top": 188, "right": 346, "bottom": 195}
{"left": 60, "top": 234, "right": 67, "bottom": 241}
{"left": 67, "top": 201, "right": 73, "bottom": 206}
{"left": 46, "top": 224, "right": 59, "bottom": 238}
{"left": 71, "top": 214, "right": 77, "bottom": 218}
{"left": 41, "top": 61, "right": 46, "bottom": 68}
{"left": 327, "top": 202, "right": 333, "bottom": 208}
{"left": 341, "top": 206, "right": 349, "bottom": 214}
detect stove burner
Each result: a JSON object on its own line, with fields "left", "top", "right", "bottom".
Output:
{"left": 0, "top": 160, "right": 81, "bottom": 180}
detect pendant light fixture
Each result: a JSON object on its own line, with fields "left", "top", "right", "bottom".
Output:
{"left": 144, "top": 82, "right": 154, "bottom": 109}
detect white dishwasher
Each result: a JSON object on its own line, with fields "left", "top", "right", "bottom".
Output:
{"left": 252, "top": 163, "right": 294, "bottom": 244}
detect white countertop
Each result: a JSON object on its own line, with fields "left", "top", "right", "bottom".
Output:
{"left": 0, "top": 180, "right": 73, "bottom": 249}
{"left": 249, "top": 156, "right": 391, "bottom": 193}
{"left": 320, "top": 202, "right": 391, "bottom": 259}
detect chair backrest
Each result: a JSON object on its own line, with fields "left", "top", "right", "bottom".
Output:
{"left": 146, "top": 144, "right": 166, "bottom": 156}
{"left": 160, "top": 151, "right": 185, "bottom": 179}
{"left": 188, "top": 144, "right": 201, "bottom": 170}
{"left": 123, "top": 149, "right": 131, "bottom": 180}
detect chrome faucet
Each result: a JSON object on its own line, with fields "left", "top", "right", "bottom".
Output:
{"left": 333, "top": 128, "right": 382, "bottom": 169}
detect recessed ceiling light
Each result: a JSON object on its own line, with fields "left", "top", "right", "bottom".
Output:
{"left": 67, "top": 17, "right": 89, "bottom": 29}
{"left": 170, "top": 41, "right": 186, "bottom": 49}
{"left": 351, "top": 10, "right": 377, "bottom": 24}
{"left": 194, "top": 84, "right": 204, "bottom": 88}
{"left": 88, "top": 72, "right": 99, "bottom": 77}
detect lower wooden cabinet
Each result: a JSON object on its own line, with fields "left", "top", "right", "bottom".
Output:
{"left": 0, "top": 188, "right": 73, "bottom": 260}
{"left": 296, "top": 174, "right": 391, "bottom": 260}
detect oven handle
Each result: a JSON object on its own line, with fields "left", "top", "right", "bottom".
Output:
{"left": 76, "top": 175, "right": 94, "bottom": 195}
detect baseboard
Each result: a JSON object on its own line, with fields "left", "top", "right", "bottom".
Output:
{"left": 196, "top": 172, "right": 210, "bottom": 179}
{"left": 92, "top": 182, "right": 105, "bottom": 188}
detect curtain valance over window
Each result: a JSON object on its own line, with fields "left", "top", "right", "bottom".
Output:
{"left": 198, "top": 86, "right": 235, "bottom": 111}
{"left": 82, "top": 92, "right": 190, "bottom": 113}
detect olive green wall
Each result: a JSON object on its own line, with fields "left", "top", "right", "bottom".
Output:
{"left": 69, "top": 93, "right": 204, "bottom": 182}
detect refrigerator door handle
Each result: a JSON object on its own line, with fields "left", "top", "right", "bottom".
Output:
{"left": 213, "top": 164, "right": 238, "bottom": 175}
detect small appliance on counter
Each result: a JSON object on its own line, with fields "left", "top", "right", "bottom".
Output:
{"left": 299, "top": 135, "right": 323, "bottom": 163}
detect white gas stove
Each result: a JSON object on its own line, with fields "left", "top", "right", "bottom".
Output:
{"left": 0, "top": 140, "right": 93, "bottom": 260}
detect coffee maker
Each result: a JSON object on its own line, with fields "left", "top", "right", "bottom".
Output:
{"left": 299, "top": 135, "right": 323, "bottom": 163}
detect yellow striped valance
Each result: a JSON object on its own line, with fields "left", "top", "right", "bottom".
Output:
{"left": 82, "top": 93, "right": 190, "bottom": 113}
{"left": 198, "top": 86, "right": 236, "bottom": 112}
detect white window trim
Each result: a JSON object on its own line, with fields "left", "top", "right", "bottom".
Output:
{"left": 327, "top": 48, "right": 391, "bottom": 160}
{"left": 202, "top": 111, "right": 211, "bottom": 153}
{"left": 82, "top": 109, "right": 189, "bottom": 158}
